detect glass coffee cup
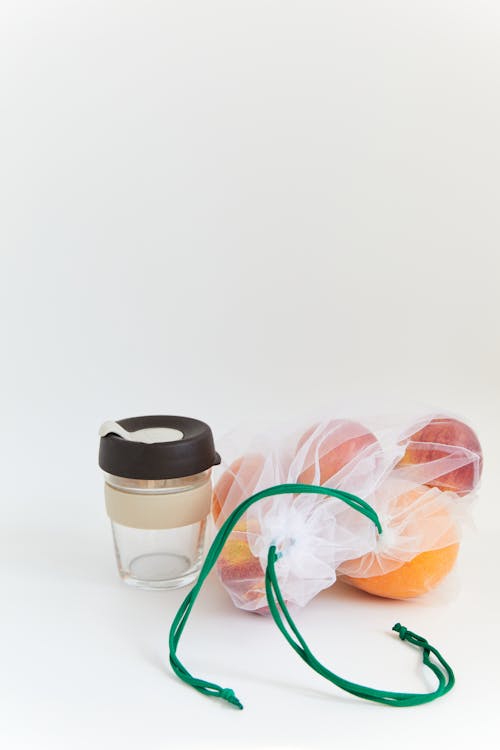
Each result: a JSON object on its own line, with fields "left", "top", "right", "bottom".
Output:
{"left": 98, "top": 415, "right": 220, "bottom": 590}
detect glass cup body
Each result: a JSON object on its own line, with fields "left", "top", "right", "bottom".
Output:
{"left": 104, "top": 469, "right": 211, "bottom": 589}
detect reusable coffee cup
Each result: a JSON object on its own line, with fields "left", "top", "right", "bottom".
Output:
{"left": 98, "top": 415, "right": 220, "bottom": 589}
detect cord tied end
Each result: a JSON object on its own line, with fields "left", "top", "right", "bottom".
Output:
{"left": 393, "top": 623, "right": 408, "bottom": 640}
{"left": 393, "top": 623, "right": 429, "bottom": 649}
{"left": 219, "top": 687, "right": 244, "bottom": 709}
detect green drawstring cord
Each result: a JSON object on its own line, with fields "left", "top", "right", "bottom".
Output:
{"left": 265, "top": 546, "right": 454, "bottom": 707}
{"left": 168, "top": 483, "right": 455, "bottom": 709}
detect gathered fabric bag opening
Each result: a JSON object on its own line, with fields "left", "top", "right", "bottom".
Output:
{"left": 169, "top": 483, "right": 455, "bottom": 710}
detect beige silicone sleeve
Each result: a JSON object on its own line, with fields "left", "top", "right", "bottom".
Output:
{"left": 105, "top": 481, "right": 212, "bottom": 530}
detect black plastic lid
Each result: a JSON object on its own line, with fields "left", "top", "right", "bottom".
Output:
{"left": 98, "top": 415, "right": 221, "bottom": 480}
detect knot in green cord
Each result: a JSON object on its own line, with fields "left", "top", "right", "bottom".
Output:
{"left": 393, "top": 623, "right": 408, "bottom": 640}
{"left": 219, "top": 688, "right": 243, "bottom": 709}
{"left": 393, "top": 623, "right": 429, "bottom": 649}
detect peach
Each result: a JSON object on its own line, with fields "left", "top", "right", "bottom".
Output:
{"left": 216, "top": 519, "right": 270, "bottom": 614}
{"left": 213, "top": 456, "right": 270, "bottom": 613}
{"left": 212, "top": 453, "right": 266, "bottom": 524}
{"left": 398, "top": 417, "right": 482, "bottom": 495}
{"left": 297, "top": 419, "right": 378, "bottom": 485}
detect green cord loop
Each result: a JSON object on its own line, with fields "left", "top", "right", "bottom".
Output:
{"left": 265, "top": 545, "right": 455, "bottom": 707}
{"left": 168, "top": 482, "right": 455, "bottom": 709}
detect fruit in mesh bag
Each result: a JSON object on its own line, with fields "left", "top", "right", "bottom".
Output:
{"left": 213, "top": 455, "right": 269, "bottom": 612}
{"left": 213, "top": 423, "right": 379, "bottom": 612}
{"left": 342, "top": 545, "right": 459, "bottom": 600}
{"left": 339, "top": 484, "right": 459, "bottom": 599}
{"left": 212, "top": 454, "right": 265, "bottom": 524}
{"left": 216, "top": 519, "right": 268, "bottom": 612}
{"left": 397, "top": 417, "right": 482, "bottom": 496}
{"left": 296, "top": 419, "right": 378, "bottom": 486}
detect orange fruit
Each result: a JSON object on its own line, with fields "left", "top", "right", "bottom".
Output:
{"left": 339, "top": 483, "right": 459, "bottom": 599}
{"left": 342, "top": 544, "right": 459, "bottom": 599}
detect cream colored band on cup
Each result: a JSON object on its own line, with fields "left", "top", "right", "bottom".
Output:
{"left": 105, "top": 481, "right": 212, "bottom": 530}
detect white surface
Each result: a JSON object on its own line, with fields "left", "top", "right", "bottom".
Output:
{"left": 1, "top": 1, "right": 500, "bottom": 748}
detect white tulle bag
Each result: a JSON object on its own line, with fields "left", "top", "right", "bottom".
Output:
{"left": 212, "top": 413, "right": 482, "bottom": 611}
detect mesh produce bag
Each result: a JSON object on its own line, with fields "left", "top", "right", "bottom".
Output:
{"left": 212, "top": 413, "right": 482, "bottom": 610}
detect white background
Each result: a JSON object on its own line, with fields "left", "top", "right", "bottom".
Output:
{"left": 1, "top": 2, "right": 499, "bottom": 748}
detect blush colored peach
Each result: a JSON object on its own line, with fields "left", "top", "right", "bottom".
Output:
{"left": 297, "top": 420, "right": 378, "bottom": 486}
{"left": 216, "top": 519, "right": 270, "bottom": 614}
{"left": 212, "top": 454, "right": 265, "bottom": 523}
{"left": 398, "top": 417, "right": 482, "bottom": 495}
{"left": 213, "top": 455, "right": 273, "bottom": 613}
